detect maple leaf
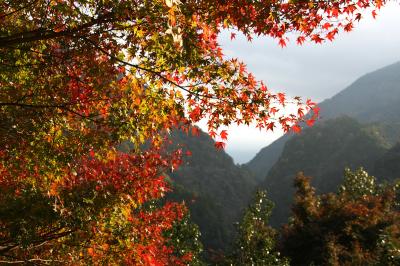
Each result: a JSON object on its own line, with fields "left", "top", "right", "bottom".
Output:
{"left": 279, "top": 38, "right": 287, "bottom": 48}
{"left": 220, "top": 130, "right": 228, "bottom": 140}
{"left": 312, "top": 106, "right": 321, "bottom": 117}
{"left": 311, "top": 34, "right": 324, "bottom": 44}
{"left": 297, "top": 107, "right": 304, "bottom": 118}
{"left": 326, "top": 29, "right": 338, "bottom": 42}
{"left": 291, "top": 124, "right": 302, "bottom": 133}
{"left": 344, "top": 22, "right": 354, "bottom": 32}
{"left": 214, "top": 141, "right": 226, "bottom": 150}
{"left": 306, "top": 99, "right": 316, "bottom": 107}
{"left": 267, "top": 122, "right": 275, "bottom": 131}
{"left": 239, "top": 62, "right": 246, "bottom": 73}
{"left": 322, "top": 23, "right": 332, "bottom": 30}
{"left": 277, "top": 93, "right": 286, "bottom": 104}
{"left": 118, "top": 66, "right": 125, "bottom": 73}
{"left": 260, "top": 83, "right": 268, "bottom": 91}
{"left": 270, "top": 107, "right": 278, "bottom": 115}
{"left": 209, "top": 130, "right": 217, "bottom": 139}
{"left": 297, "top": 36, "right": 306, "bottom": 45}
{"left": 344, "top": 4, "right": 357, "bottom": 14}
{"left": 306, "top": 119, "right": 315, "bottom": 127}
{"left": 331, "top": 8, "right": 339, "bottom": 18}
{"left": 189, "top": 106, "right": 202, "bottom": 121}
{"left": 372, "top": 10, "right": 377, "bottom": 19}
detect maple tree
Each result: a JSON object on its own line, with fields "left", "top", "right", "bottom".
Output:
{"left": 0, "top": 0, "right": 387, "bottom": 264}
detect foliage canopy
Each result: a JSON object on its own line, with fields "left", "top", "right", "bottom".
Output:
{"left": 280, "top": 169, "right": 400, "bottom": 265}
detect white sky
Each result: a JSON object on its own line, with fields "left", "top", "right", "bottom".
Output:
{"left": 199, "top": 2, "right": 400, "bottom": 164}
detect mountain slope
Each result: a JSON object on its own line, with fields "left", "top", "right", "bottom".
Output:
{"left": 373, "top": 142, "right": 400, "bottom": 182}
{"left": 260, "top": 116, "right": 390, "bottom": 226}
{"left": 246, "top": 134, "right": 291, "bottom": 183}
{"left": 167, "top": 129, "right": 257, "bottom": 252}
{"left": 319, "top": 61, "right": 400, "bottom": 122}
{"left": 246, "top": 61, "right": 400, "bottom": 181}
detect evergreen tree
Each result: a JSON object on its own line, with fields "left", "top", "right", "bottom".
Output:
{"left": 165, "top": 212, "right": 205, "bottom": 265}
{"left": 229, "top": 190, "right": 289, "bottom": 266}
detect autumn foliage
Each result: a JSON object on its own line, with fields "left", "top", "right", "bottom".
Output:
{"left": 280, "top": 169, "right": 400, "bottom": 265}
{"left": 0, "top": 0, "right": 387, "bottom": 264}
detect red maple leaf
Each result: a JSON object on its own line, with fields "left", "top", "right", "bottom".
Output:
{"left": 307, "top": 118, "right": 316, "bottom": 127}
{"left": 209, "top": 130, "right": 217, "bottom": 139}
{"left": 291, "top": 124, "right": 302, "bottom": 133}
{"left": 372, "top": 10, "right": 377, "bottom": 19}
{"left": 214, "top": 141, "right": 226, "bottom": 150}
{"left": 220, "top": 130, "right": 228, "bottom": 140}
{"left": 267, "top": 122, "right": 275, "bottom": 131}
{"left": 279, "top": 38, "right": 287, "bottom": 48}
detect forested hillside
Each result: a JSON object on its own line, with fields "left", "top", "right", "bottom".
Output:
{"left": 167, "top": 129, "right": 257, "bottom": 252}
{"left": 374, "top": 143, "right": 400, "bottom": 182}
{"left": 247, "top": 62, "right": 400, "bottom": 182}
{"left": 247, "top": 62, "right": 400, "bottom": 227}
{"left": 260, "top": 116, "right": 393, "bottom": 226}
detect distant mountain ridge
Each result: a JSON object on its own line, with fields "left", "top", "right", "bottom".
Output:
{"left": 246, "top": 61, "right": 400, "bottom": 182}
{"left": 319, "top": 61, "right": 400, "bottom": 122}
{"left": 245, "top": 61, "right": 400, "bottom": 226}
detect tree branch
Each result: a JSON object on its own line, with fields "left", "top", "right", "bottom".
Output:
{"left": 0, "top": 13, "right": 116, "bottom": 48}
{"left": 0, "top": 0, "right": 40, "bottom": 19}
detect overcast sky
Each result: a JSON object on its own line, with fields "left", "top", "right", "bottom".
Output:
{"left": 199, "top": 2, "right": 400, "bottom": 164}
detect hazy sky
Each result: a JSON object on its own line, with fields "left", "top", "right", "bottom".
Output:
{"left": 199, "top": 2, "right": 400, "bottom": 164}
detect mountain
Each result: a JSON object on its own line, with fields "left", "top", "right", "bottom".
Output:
{"left": 373, "top": 142, "right": 400, "bottom": 182}
{"left": 260, "top": 116, "right": 391, "bottom": 226}
{"left": 246, "top": 134, "right": 291, "bottom": 183}
{"left": 246, "top": 61, "right": 400, "bottom": 182}
{"left": 167, "top": 129, "right": 257, "bottom": 252}
{"left": 117, "top": 128, "right": 258, "bottom": 253}
{"left": 319, "top": 61, "right": 400, "bottom": 122}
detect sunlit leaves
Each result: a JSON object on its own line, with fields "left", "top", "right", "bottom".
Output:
{"left": 0, "top": 0, "right": 387, "bottom": 263}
